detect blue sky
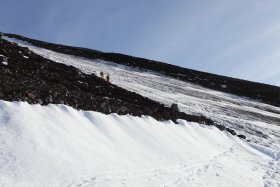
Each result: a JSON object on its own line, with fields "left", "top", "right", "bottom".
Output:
{"left": 1, "top": 0, "right": 280, "bottom": 86}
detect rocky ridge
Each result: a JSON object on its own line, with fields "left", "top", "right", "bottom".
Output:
{"left": 4, "top": 33, "right": 280, "bottom": 108}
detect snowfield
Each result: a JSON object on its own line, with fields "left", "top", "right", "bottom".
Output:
{"left": 2, "top": 36, "right": 280, "bottom": 186}
{"left": 0, "top": 101, "right": 274, "bottom": 187}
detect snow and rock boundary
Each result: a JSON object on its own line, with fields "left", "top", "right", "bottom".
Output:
{"left": 0, "top": 38, "right": 244, "bottom": 137}
{"left": 4, "top": 33, "right": 280, "bottom": 108}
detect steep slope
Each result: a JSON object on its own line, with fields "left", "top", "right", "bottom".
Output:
{"left": 0, "top": 38, "right": 215, "bottom": 126}
{"left": 5, "top": 35, "right": 279, "bottom": 146}
{"left": 4, "top": 33, "right": 280, "bottom": 108}
{"left": 1, "top": 33, "right": 280, "bottom": 186}
{"left": 0, "top": 100, "right": 276, "bottom": 187}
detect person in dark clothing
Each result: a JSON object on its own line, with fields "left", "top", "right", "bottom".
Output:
{"left": 106, "top": 75, "right": 110, "bottom": 82}
{"left": 100, "top": 71, "right": 104, "bottom": 79}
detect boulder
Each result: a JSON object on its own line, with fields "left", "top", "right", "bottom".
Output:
{"left": 170, "top": 103, "right": 179, "bottom": 112}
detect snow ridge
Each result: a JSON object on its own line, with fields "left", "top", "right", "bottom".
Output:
{"left": 0, "top": 101, "right": 274, "bottom": 187}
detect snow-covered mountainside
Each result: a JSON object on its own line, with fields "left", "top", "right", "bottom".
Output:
{"left": 0, "top": 38, "right": 218, "bottom": 128}
{"left": 4, "top": 33, "right": 280, "bottom": 108}
{"left": 0, "top": 34, "right": 280, "bottom": 186}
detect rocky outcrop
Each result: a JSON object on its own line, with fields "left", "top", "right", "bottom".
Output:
{"left": 170, "top": 103, "right": 179, "bottom": 112}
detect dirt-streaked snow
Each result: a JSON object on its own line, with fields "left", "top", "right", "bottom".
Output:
{"left": 3, "top": 36, "right": 280, "bottom": 186}
{"left": 0, "top": 100, "right": 273, "bottom": 187}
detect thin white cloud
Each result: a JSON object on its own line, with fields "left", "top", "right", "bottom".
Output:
{"left": 19, "top": 0, "right": 280, "bottom": 86}
{"left": 127, "top": 0, "right": 280, "bottom": 85}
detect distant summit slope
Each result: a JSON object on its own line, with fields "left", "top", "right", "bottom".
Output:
{"left": 4, "top": 33, "right": 280, "bottom": 107}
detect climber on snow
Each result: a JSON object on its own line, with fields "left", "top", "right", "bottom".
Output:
{"left": 106, "top": 74, "right": 110, "bottom": 82}
{"left": 100, "top": 71, "right": 104, "bottom": 79}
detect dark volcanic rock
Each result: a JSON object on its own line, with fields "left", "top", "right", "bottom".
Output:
{"left": 170, "top": 103, "right": 179, "bottom": 112}
{"left": 0, "top": 36, "right": 243, "bottom": 139}
{"left": 237, "top": 134, "right": 246, "bottom": 139}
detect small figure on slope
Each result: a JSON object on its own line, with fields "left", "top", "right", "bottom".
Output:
{"left": 100, "top": 71, "right": 104, "bottom": 79}
{"left": 106, "top": 74, "right": 110, "bottom": 82}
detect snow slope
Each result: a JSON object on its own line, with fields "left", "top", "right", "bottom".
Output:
{"left": 3, "top": 37, "right": 280, "bottom": 186}
{"left": 6, "top": 37, "right": 280, "bottom": 146}
{"left": 0, "top": 100, "right": 274, "bottom": 187}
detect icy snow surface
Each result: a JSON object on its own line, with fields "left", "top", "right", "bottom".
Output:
{"left": 0, "top": 101, "right": 275, "bottom": 187}
{"left": 3, "top": 37, "right": 280, "bottom": 186}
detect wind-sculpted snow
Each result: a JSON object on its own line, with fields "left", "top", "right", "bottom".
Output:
{"left": 3, "top": 36, "right": 280, "bottom": 186}
{"left": 0, "top": 100, "right": 276, "bottom": 187}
